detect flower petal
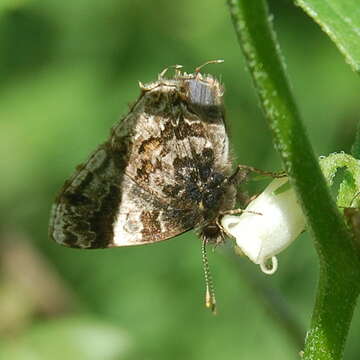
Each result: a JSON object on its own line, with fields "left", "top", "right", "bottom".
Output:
{"left": 222, "top": 178, "right": 306, "bottom": 274}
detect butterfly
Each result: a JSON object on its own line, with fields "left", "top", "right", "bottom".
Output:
{"left": 49, "top": 61, "right": 242, "bottom": 312}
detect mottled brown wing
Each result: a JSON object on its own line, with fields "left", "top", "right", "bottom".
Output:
{"left": 49, "top": 88, "right": 200, "bottom": 249}
{"left": 49, "top": 75, "right": 232, "bottom": 249}
{"left": 123, "top": 89, "right": 231, "bottom": 210}
{"left": 111, "top": 175, "right": 199, "bottom": 246}
{"left": 49, "top": 146, "right": 199, "bottom": 249}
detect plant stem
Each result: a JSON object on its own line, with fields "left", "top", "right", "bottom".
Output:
{"left": 351, "top": 120, "right": 360, "bottom": 159}
{"left": 227, "top": 0, "right": 360, "bottom": 358}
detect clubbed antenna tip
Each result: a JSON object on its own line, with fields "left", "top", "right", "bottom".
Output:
{"left": 195, "top": 59, "right": 224, "bottom": 74}
{"left": 202, "top": 239, "right": 217, "bottom": 315}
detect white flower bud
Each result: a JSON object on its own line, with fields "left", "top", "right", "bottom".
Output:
{"left": 221, "top": 177, "right": 306, "bottom": 274}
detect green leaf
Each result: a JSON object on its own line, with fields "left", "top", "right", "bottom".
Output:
{"left": 295, "top": 0, "right": 360, "bottom": 73}
{"left": 273, "top": 180, "right": 291, "bottom": 196}
{"left": 319, "top": 152, "right": 360, "bottom": 207}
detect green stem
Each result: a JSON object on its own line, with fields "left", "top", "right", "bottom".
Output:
{"left": 351, "top": 120, "right": 360, "bottom": 159}
{"left": 227, "top": 0, "right": 360, "bottom": 359}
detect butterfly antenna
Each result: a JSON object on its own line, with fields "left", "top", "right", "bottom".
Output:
{"left": 195, "top": 59, "right": 224, "bottom": 74}
{"left": 202, "top": 239, "right": 217, "bottom": 314}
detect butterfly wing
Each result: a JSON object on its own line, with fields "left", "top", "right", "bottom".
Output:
{"left": 49, "top": 74, "right": 232, "bottom": 249}
{"left": 49, "top": 87, "right": 198, "bottom": 249}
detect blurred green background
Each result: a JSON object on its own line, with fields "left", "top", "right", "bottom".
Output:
{"left": 1, "top": 0, "right": 360, "bottom": 359}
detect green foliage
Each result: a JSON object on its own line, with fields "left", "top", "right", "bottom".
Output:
{"left": 320, "top": 153, "right": 360, "bottom": 207}
{"left": 228, "top": 0, "right": 360, "bottom": 359}
{"left": 295, "top": 0, "right": 360, "bottom": 73}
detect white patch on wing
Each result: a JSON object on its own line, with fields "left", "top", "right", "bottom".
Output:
{"left": 112, "top": 178, "right": 144, "bottom": 246}
{"left": 50, "top": 203, "right": 67, "bottom": 244}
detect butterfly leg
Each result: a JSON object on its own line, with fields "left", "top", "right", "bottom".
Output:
{"left": 219, "top": 208, "right": 263, "bottom": 216}
{"left": 243, "top": 193, "right": 260, "bottom": 207}
{"left": 228, "top": 164, "right": 286, "bottom": 184}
